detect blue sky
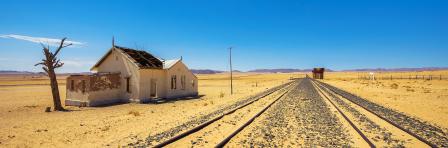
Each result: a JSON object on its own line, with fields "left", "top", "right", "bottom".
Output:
{"left": 0, "top": 0, "right": 447, "bottom": 73}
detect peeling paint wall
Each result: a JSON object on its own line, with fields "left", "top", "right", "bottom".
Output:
{"left": 95, "top": 49, "right": 140, "bottom": 100}
{"left": 65, "top": 73, "right": 122, "bottom": 106}
{"left": 89, "top": 74, "right": 121, "bottom": 91}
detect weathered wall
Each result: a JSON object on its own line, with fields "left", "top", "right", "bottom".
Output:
{"left": 139, "top": 69, "right": 166, "bottom": 99}
{"left": 66, "top": 75, "right": 90, "bottom": 105}
{"left": 87, "top": 89, "right": 122, "bottom": 106}
{"left": 95, "top": 49, "right": 140, "bottom": 100}
{"left": 66, "top": 73, "right": 122, "bottom": 106}
{"left": 164, "top": 61, "right": 198, "bottom": 98}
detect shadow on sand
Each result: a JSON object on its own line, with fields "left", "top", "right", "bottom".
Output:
{"left": 144, "top": 95, "right": 206, "bottom": 104}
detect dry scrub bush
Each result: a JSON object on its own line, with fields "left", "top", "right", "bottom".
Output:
{"left": 128, "top": 110, "right": 141, "bottom": 116}
{"left": 219, "top": 92, "right": 225, "bottom": 98}
{"left": 390, "top": 83, "right": 399, "bottom": 89}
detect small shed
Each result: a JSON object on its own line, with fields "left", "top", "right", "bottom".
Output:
{"left": 312, "top": 68, "right": 325, "bottom": 79}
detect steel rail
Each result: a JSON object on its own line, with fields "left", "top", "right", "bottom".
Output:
{"left": 215, "top": 86, "right": 293, "bottom": 147}
{"left": 311, "top": 80, "right": 375, "bottom": 148}
{"left": 313, "top": 79, "right": 436, "bottom": 148}
{"left": 152, "top": 80, "right": 297, "bottom": 148}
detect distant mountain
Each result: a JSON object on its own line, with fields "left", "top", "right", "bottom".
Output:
{"left": 248, "top": 68, "right": 334, "bottom": 73}
{"left": 190, "top": 69, "right": 224, "bottom": 74}
{"left": 0, "top": 70, "right": 36, "bottom": 75}
{"left": 342, "top": 67, "right": 448, "bottom": 72}
{"left": 0, "top": 70, "right": 92, "bottom": 75}
{"left": 3, "top": 67, "right": 447, "bottom": 76}
{"left": 248, "top": 69, "right": 307, "bottom": 73}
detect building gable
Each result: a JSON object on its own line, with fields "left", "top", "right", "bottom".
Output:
{"left": 91, "top": 46, "right": 163, "bottom": 71}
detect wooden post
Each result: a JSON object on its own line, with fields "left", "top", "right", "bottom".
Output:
{"left": 229, "top": 47, "right": 233, "bottom": 95}
{"left": 441, "top": 75, "right": 442, "bottom": 80}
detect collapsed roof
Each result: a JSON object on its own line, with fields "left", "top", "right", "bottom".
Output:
{"left": 91, "top": 45, "right": 164, "bottom": 70}
{"left": 114, "top": 46, "right": 163, "bottom": 69}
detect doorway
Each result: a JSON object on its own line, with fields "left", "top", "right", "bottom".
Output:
{"left": 150, "top": 79, "right": 157, "bottom": 97}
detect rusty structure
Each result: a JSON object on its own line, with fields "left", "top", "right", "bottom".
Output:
{"left": 312, "top": 68, "right": 325, "bottom": 79}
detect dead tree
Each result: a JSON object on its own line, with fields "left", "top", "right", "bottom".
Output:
{"left": 35, "top": 38, "right": 72, "bottom": 111}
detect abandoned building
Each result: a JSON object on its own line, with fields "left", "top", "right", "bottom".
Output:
{"left": 65, "top": 45, "right": 198, "bottom": 107}
{"left": 312, "top": 68, "right": 325, "bottom": 79}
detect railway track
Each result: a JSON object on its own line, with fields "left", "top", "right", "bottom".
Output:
{"left": 310, "top": 79, "right": 441, "bottom": 147}
{"left": 151, "top": 80, "right": 299, "bottom": 147}
{"left": 127, "top": 78, "right": 446, "bottom": 147}
{"left": 310, "top": 80, "right": 376, "bottom": 147}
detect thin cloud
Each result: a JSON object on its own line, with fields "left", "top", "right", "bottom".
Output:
{"left": 0, "top": 34, "right": 85, "bottom": 47}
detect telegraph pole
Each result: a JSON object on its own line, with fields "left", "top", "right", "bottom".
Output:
{"left": 229, "top": 47, "right": 233, "bottom": 95}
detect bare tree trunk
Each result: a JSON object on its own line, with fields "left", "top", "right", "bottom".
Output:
{"left": 48, "top": 68, "right": 64, "bottom": 111}
{"left": 36, "top": 38, "right": 71, "bottom": 111}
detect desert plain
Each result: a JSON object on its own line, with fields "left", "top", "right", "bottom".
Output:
{"left": 0, "top": 71, "right": 447, "bottom": 147}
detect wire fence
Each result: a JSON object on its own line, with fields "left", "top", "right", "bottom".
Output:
{"left": 358, "top": 75, "right": 448, "bottom": 80}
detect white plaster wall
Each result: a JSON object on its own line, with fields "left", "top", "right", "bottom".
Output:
{"left": 164, "top": 61, "right": 198, "bottom": 98}
{"left": 66, "top": 91, "right": 89, "bottom": 102}
{"left": 139, "top": 69, "right": 166, "bottom": 99}
{"left": 95, "top": 49, "right": 141, "bottom": 100}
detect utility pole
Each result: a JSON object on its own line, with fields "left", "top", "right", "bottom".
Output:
{"left": 229, "top": 47, "right": 233, "bottom": 95}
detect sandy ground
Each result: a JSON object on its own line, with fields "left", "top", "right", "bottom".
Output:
{"left": 0, "top": 73, "right": 298, "bottom": 147}
{"left": 322, "top": 70, "right": 448, "bottom": 130}
{"left": 1, "top": 71, "right": 446, "bottom": 147}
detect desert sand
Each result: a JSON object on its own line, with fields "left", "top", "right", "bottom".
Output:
{"left": 1, "top": 71, "right": 447, "bottom": 147}
{"left": 322, "top": 70, "right": 448, "bottom": 130}
{"left": 0, "top": 73, "right": 298, "bottom": 147}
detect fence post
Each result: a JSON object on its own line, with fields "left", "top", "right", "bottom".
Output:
{"left": 441, "top": 75, "right": 442, "bottom": 80}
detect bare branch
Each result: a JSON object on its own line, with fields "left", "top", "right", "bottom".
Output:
{"left": 40, "top": 43, "right": 47, "bottom": 49}
{"left": 54, "top": 62, "right": 64, "bottom": 68}
{"left": 62, "top": 43, "right": 72, "bottom": 48}
{"left": 54, "top": 37, "right": 67, "bottom": 56}
{"left": 42, "top": 67, "right": 49, "bottom": 74}
{"left": 53, "top": 59, "right": 63, "bottom": 68}
{"left": 35, "top": 62, "right": 45, "bottom": 66}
